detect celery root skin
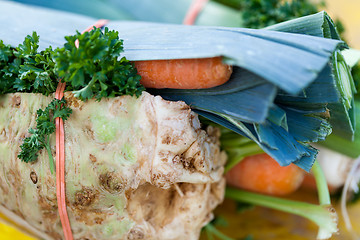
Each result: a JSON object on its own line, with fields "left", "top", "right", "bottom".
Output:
{"left": 0, "top": 92, "right": 226, "bottom": 240}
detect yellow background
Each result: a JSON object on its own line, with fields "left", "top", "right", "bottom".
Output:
{"left": 324, "top": 0, "right": 360, "bottom": 49}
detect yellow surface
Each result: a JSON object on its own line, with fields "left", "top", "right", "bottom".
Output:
{"left": 0, "top": 214, "right": 36, "bottom": 240}
{"left": 1, "top": 1, "right": 360, "bottom": 240}
{"left": 0, "top": 225, "right": 35, "bottom": 240}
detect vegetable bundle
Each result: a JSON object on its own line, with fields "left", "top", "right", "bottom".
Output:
{"left": 1, "top": 2, "right": 353, "bottom": 171}
{"left": 0, "top": 1, "right": 357, "bottom": 240}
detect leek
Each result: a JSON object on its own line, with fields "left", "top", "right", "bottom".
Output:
{"left": 327, "top": 51, "right": 356, "bottom": 139}
{"left": 0, "top": 3, "right": 341, "bottom": 95}
{"left": 266, "top": 11, "right": 342, "bottom": 41}
{"left": 269, "top": 12, "right": 356, "bottom": 140}
{"left": 201, "top": 111, "right": 318, "bottom": 171}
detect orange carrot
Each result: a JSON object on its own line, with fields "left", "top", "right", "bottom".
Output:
{"left": 225, "top": 153, "right": 305, "bottom": 196}
{"left": 134, "top": 57, "right": 233, "bottom": 89}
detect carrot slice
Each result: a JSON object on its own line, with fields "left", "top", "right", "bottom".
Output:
{"left": 134, "top": 57, "right": 233, "bottom": 89}
{"left": 183, "top": 0, "right": 209, "bottom": 25}
{"left": 137, "top": 3, "right": 230, "bottom": 90}
{"left": 55, "top": 19, "right": 108, "bottom": 240}
{"left": 225, "top": 153, "right": 305, "bottom": 196}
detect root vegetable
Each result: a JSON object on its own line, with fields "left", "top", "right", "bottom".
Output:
{"left": 0, "top": 92, "right": 226, "bottom": 240}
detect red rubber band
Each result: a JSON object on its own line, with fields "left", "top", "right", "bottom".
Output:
{"left": 55, "top": 19, "right": 108, "bottom": 240}
{"left": 183, "top": 0, "right": 209, "bottom": 25}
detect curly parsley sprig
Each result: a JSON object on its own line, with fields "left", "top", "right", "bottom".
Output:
{"left": 53, "top": 27, "right": 145, "bottom": 101}
{"left": 0, "top": 40, "right": 17, "bottom": 94}
{"left": 0, "top": 28, "right": 144, "bottom": 100}
{"left": 0, "top": 32, "right": 58, "bottom": 95}
{"left": 18, "top": 98, "right": 72, "bottom": 173}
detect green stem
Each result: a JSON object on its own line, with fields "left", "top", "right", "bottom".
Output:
{"left": 206, "top": 227, "right": 215, "bottom": 240}
{"left": 312, "top": 159, "right": 331, "bottom": 205}
{"left": 45, "top": 137, "right": 55, "bottom": 175}
{"left": 225, "top": 187, "right": 338, "bottom": 239}
{"left": 220, "top": 135, "right": 252, "bottom": 148}
{"left": 224, "top": 144, "right": 264, "bottom": 173}
{"left": 205, "top": 224, "right": 234, "bottom": 240}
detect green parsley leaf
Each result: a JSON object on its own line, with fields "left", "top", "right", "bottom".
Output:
{"left": 0, "top": 32, "right": 58, "bottom": 95}
{"left": 18, "top": 98, "right": 72, "bottom": 174}
{"left": 53, "top": 27, "right": 144, "bottom": 101}
{"left": 18, "top": 128, "right": 44, "bottom": 163}
{"left": 1, "top": 28, "right": 145, "bottom": 100}
{"left": 13, "top": 32, "right": 58, "bottom": 95}
{"left": 0, "top": 40, "right": 16, "bottom": 94}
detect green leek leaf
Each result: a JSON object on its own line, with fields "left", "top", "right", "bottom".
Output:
{"left": 198, "top": 111, "right": 317, "bottom": 171}
{"left": 267, "top": 105, "right": 288, "bottom": 131}
{"left": 327, "top": 51, "right": 356, "bottom": 140}
{"left": 268, "top": 12, "right": 356, "bottom": 140}
{"left": 149, "top": 80, "right": 277, "bottom": 124}
{"left": 266, "top": 11, "right": 343, "bottom": 43}
{"left": 283, "top": 106, "right": 332, "bottom": 143}
{"left": 276, "top": 64, "right": 339, "bottom": 111}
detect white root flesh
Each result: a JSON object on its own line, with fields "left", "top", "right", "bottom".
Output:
{"left": 315, "top": 145, "right": 353, "bottom": 189}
